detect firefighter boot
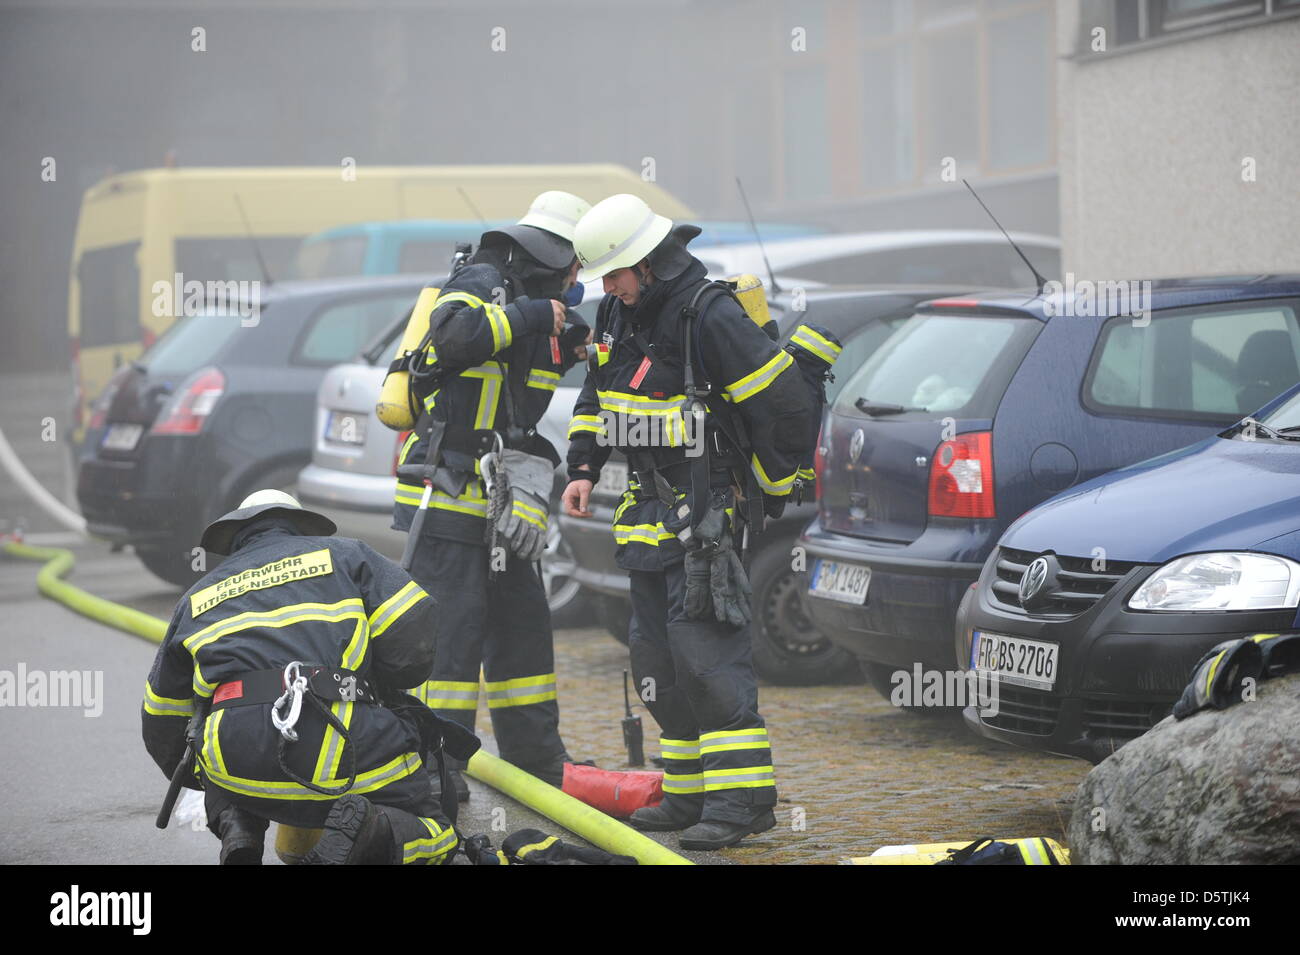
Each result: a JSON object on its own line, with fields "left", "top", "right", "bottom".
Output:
{"left": 629, "top": 794, "right": 704, "bottom": 832}
{"left": 678, "top": 810, "right": 776, "bottom": 851}
{"left": 300, "top": 795, "right": 397, "bottom": 865}
{"left": 213, "top": 805, "right": 269, "bottom": 865}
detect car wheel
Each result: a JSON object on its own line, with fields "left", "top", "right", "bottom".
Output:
{"left": 750, "top": 535, "right": 863, "bottom": 685}
{"left": 136, "top": 541, "right": 204, "bottom": 589}
{"left": 860, "top": 660, "right": 963, "bottom": 718}
{"left": 596, "top": 593, "right": 632, "bottom": 645}
{"left": 542, "top": 516, "right": 588, "bottom": 628}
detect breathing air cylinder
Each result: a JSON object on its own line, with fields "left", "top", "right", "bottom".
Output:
{"left": 726, "top": 273, "right": 772, "bottom": 331}
{"left": 375, "top": 285, "right": 442, "bottom": 431}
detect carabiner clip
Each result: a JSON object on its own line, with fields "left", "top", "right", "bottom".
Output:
{"left": 271, "top": 661, "right": 307, "bottom": 742}
{"left": 479, "top": 431, "right": 504, "bottom": 498}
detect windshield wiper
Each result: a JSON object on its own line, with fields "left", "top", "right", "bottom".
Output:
{"left": 1229, "top": 419, "right": 1300, "bottom": 441}
{"left": 855, "top": 397, "right": 928, "bottom": 416}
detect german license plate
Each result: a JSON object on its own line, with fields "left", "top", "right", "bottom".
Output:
{"left": 971, "top": 630, "right": 1058, "bottom": 691}
{"left": 101, "top": 423, "right": 143, "bottom": 452}
{"left": 326, "top": 411, "right": 367, "bottom": 445}
{"left": 809, "top": 559, "right": 871, "bottom": 604}
{"left": 595, "top": 461, "right": 628, "bottom": 497}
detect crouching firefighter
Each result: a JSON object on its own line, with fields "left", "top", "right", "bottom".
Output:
{"left": 382, "top": 191, "right": 594, "bottom": 792}
{"left": 144, "top": 490, "right": 479, "bottom": 865}
{"left": 561, "top": 194, "right": 819, "bottom": 850}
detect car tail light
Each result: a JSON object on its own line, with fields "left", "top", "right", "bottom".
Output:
{"left": 812, "top": 424, "right": 828, "bottom": 501}
{"left": 86, "top": 364, "right": 133, "bottom": 432}
{"left": 151, "top": 367, "right": 225, "bottom": 435}
{"left": 392, "top": 430, "right": 412, "bottom": 476}
{"left": 928, "top": 431, "right": 995, "bottom": 519}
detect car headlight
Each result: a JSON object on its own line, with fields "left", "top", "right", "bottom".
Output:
{"left": 1128, "top": 552, "right": 1300, "bottom": 612}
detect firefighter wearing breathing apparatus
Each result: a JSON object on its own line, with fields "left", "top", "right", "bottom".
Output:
{"left": 388, "top": 191, "right": 593, "bottom": 791}
{"left": 143, "top": 490, "right": 478, "bottom": 865}
{"left": 562, "top": 194, "right": 817, "bottom": 850}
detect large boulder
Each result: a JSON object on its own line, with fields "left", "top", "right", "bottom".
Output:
{"left": 1068, "top": 671, "right": 1300, "bottom": 864}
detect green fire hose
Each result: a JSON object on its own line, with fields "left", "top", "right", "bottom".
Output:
{"left": 2, "top": 538, "right": 691, "bottom": 865}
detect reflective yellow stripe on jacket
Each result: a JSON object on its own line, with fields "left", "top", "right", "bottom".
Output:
{"left": 722, "top": 350, "right": 793, "bottom": 404}
{"left": 789, "top": 325, "right": 842, "bottom": 364}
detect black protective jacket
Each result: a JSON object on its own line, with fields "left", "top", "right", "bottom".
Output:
{"left": 142, "top": 520, "right": 438, "bottom": 813}
{"left": 565, "top": 258, "right": 814, "bottom": 571}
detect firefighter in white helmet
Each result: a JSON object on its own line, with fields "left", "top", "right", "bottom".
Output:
{"left": 562, "top": 194, "right": 815, "bottom": 850}
{"left": 392, "top": 191, "right": 593, "bottom": 794}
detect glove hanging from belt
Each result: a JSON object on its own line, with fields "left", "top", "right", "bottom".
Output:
{"left": 664, "top": 487, "right": 752, "bottom": 630}
{"left": 487, "top": 448, "right": 554, "bottom": 563}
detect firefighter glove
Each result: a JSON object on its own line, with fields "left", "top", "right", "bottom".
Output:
{"left": 495, "top": 449, "right": 553, "bottom": 562}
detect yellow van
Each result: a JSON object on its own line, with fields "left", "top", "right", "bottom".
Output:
{"left": 68, "top": 164, "right": 692, "bottom": 444}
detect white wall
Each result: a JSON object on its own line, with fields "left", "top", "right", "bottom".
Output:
{"left": 1058, "top": 9, "right": 1300, "bottom": 279}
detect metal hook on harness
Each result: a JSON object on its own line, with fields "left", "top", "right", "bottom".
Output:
{"left": 271, "top": 661, "right": 308, "bottom": 742}
{"left": 478, "top": 431, "right": 504, "bottom": 498}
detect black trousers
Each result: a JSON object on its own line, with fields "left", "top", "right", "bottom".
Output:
{"left": 628, "top": 562, "right": 777, "bottom": 825}
{"left": 406, "top": 536, "right": 566, "bottom": 770}
{"left": 204, "top": 782, "right": 457, "bottom": 865}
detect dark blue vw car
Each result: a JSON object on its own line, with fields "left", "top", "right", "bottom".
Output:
{"left": 800, "top": 275, "right": 1300, "bottom": 701}
{"left": 959, "top": 379, "right": 1300, "bottom": 762}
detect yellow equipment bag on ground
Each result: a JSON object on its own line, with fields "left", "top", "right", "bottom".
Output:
{"left": 847, "top": 836, "right": 1070, "bottom": 865}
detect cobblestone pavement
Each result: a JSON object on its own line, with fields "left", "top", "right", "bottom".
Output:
{"left": 533, "top": 624, "right": 1090, "bottom": 864}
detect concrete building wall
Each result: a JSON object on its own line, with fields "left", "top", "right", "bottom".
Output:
{"left": 1058, "top": 7, "right": 1300, "bottom": 279}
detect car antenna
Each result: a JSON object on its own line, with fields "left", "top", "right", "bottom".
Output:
{"left": 736, "top": 176, "right": 780, "bottom": 293}
{"left": 961, "top": 179, "right": 1047, "bottom": 295}
{"left": 233, "top": 193, "right": 274, "bottom": 285}
{"left": 457, "top": 186, "right": 488, "bottom": 228}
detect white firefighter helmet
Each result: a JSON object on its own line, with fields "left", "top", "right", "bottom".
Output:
{"left": 517, "top": 190, "right": 591, "bottom": 242}
{"left": 200, "top": 489, "right": 336, "bottom": 555}
{"left": 574, "top": 193, "right": 673, "bottom": 283}
{"left": 482, "top": 190, "right": 591, "bottom": 270}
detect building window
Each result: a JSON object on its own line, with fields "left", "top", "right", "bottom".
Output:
{"left": 1077, "top": 0, "right": 1297, "bottom": 55}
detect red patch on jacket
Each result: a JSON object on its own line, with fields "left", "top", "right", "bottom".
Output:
{"left": 213, "top": 681, "right": 243, "bottom": 704}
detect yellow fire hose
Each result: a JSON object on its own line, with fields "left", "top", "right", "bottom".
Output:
{"left": 2, "top": 538, "right": 691, "bottom": 865}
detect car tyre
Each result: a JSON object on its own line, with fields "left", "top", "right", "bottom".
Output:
{"left": 542, "top": 516, "right": 589, "bottom": 628}
{"left": 136, "top": 541, "right": 203, "bottom": 589}
{"left": 750, "top": 534, "right": 862, "bottom": 686}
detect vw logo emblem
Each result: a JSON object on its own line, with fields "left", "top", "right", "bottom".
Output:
{"left": 849, "top": 429, "right": 865, "bottom": 463}
{"left": 1019, "top": 556, "right": 1050, "bottom": 606}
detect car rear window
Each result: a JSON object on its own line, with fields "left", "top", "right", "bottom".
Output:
{"left": 833, "top": 311, "right": 1039, "bottom": 417}
{"left": 295, "top": 291, "right": 418, "bottom": 366}
{"left": 142, "top": 310, "right": 248, "bottom": 379}
{"left": 1085, "top": 301, "right": 1300, "bottom": 420}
